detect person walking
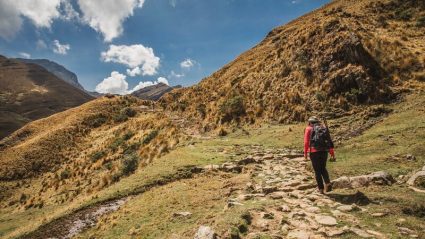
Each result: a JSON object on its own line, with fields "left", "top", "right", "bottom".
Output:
{"left": 304, "top": 116, "right": 336, "bottom": 194}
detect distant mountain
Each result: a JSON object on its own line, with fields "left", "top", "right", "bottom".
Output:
{"left": 131, "top": 83, "right": 182, "bottom": 101}
{"left": 0, "top": 55, "right": 94, "bottom": 139}
{"left": 15, "top": 58, "right": 85, "bottom": 91}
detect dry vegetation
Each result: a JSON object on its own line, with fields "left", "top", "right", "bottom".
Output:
{"left": 0, "top": 0, "right": 424, "bottom": 238}
{"left": 0, "top": 95, "right": 183, "bottom": 214}
{"left": 160, "top": 0, "right": 424, "bottom": 130}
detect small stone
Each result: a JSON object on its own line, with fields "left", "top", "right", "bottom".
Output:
{"left": 269, "top": 191, "right": 287, "bottom": 199}
{"left": 315, "top": 215, "right": 337, "bottom": 226}
{"left": 323, "top": 228, "right": 346, "bottom": 237}
{"left": 262, "top": 186, "right": 278, "bottom": 194}
{"left": 287, "top": 230, "right": 311, "bottom": 239}
{"left": 305, "top": 207, "right": 321, "bottom": 213}
{"left": 366, "top": 230, "right": 384, "bottom": 237}
{"left": 350, "top": 227, "right": 373, "bottom": 238}
{"left": 406, "top": 154, "right": 416, "bottom": 161}
{"left": 194, "top": 226, "right": 217, "bottom": 239}
{"left": 172, "top": 211, "right": 192, "bottom": 217}
{"left": 278, "top": 205, "right": 291, "bottom": 212}
{"left": 398, "top": 227, "right": 416, "bottom": 235}
{"left": 371, "top": 212, "right": 387, "bottom": 217}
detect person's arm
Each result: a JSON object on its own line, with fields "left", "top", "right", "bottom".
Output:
{"left": 326, "top": 130, "right": 336, "bottom": 159}
{"left": 304, "top": 127, "right": 311, "bottom": 159}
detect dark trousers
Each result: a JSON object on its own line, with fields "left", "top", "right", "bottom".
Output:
{"left": 310, "top": 151, "right": 330, "bottom": 190}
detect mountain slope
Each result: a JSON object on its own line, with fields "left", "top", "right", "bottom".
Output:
{"left": 15, "top": 58, "right": 84, "bottom": 90}
{"left": 131, "top": 83, "right": 181, "bottom": 101}
{"left": 0, "top": 55, "right": 94, "bottom": 139}
{"left": 160, "top": 0, "right": 424, "bottom": 129}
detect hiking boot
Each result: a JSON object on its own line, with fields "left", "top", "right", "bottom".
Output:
{"left": 325, "top": 183, "right": 333, "bottom": 193}
{"left": 319, "top": 188, "right": 325, "bottom": 194}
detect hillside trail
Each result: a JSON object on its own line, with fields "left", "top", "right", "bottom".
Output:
{"left": 20, "top": 146, "right": 419, "bottom": 239}
{"left": 215, "top": 148, "right": 397, "bottom": 239}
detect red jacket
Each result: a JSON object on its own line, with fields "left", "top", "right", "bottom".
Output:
{"left": 304, "top": 125, "right": 335, "bottom": 158}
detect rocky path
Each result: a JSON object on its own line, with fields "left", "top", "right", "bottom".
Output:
{"left": 199, "top": 149, "right": 421, "bottom": 239}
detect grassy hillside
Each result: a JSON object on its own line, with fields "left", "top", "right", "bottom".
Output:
{"left": 160, "top": 0, "right": 424, "bottom": 129}
{"left": 0, "top": 55, "right": 94, "bottom": 139}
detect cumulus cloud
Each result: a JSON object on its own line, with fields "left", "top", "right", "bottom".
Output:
{"left": 0, "top": 0, "right": 61, "bottom": 40}
{"left": 101, "top": 44, "right": 160, "bottom": 76}
{"left": 19, "top": 52, "right": 31, "bottom": 59}
{"left": 52, "top": 40, "right": 70, "bottom": 55}
{"left": 180, "top": 58, "right": 195, "bottom": 69}
{"left": 78, "top": 0, "right": 145, "bottom": 42}
{"left": 95, "top": 71, "right": 129, "bottom": 95}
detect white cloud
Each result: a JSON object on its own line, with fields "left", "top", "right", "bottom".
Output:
{"left": 170, "top": 70, "right": 184, "bottom": 78}
{"left": 157, "top": 77, "right": 169, "bottom": 85}
{"left": 19, "top": 52, "right": 31, "bottom": 59}
{"left": 180, "top": 58, "right": 195, "bottom": 69}
{"left": 131, "top": 77, "right": 169, "bottom": 92}
{"left": 0, "top": 0, "right": 61, "bottom": 40}
{"left": 95, "top": 71, "right": 129, "bottom": 95}
{"left": 78, "top": 0, "right": 145, "bottom": 42}
{"left": 61, "top": 0, "right": 80, "bottom": 21}
{"left": 101, "top": 44, "right": 160, "bottom": 76}
{"left": 126, "top": 67, "right": 142, "bottom": 77}
{"left": 36, "top": 39, "right": 48, "bottom": 49}
{"left": 52, "top": 40, "right": 70, "bottom": 55}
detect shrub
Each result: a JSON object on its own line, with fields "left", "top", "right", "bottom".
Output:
{"left": 142, "top": 130, "right": 159, "bottom": 145}
{"left": 315, "top": 91, "right": 326, "bottom": 102}
{"left": 124, "top": 141, "right": 141, "bottom": 155}
{"left": 123, "top": 131, "right": 135, "bottom": 140}
{"left": 90, "top": 151, "right": 106, "bottom": 162}
{"left": 110, "top": 137, "right": 125, "bottom": 152}
{"left": 121, "top": 107, "right": 137, "bottom": 117}
{"left": 196, "top": 104, "right": 207, "bottom": 118}
{"left": 84, "top": 114, "right": 107, "bottom": 128}
{"left": 219, "top": 95, "right": 246, "bottom": 123}
{"left": 121, "top": 153, "right": 140, "bottom": 176}
{"left": 417, "top": 16, "right": 425, "bottom": 27}
{"left": 396, "top": 9, "right": 412, "bottom": 21}
{"left": 60, "top": 169, "right": 71, "bottom": 180}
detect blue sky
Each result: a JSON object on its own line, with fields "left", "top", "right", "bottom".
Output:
{"left": 0, "top": 0, "right": 329, "bottom": 93}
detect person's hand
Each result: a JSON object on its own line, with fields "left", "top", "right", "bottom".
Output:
{"left": 304, "top": 155, "right": 308, "bottom": 161}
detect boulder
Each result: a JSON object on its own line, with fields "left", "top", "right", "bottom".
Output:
{"left": 406, "top": 169, "right": 425, "bottom": 193}
{"left": 194, "top": 226, "right": 217, "bottom": 239}
{"left": 332, "top": 171, "right": 395, "bottom": 189}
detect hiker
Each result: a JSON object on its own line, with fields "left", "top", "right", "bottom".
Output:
{"left": 304, "top": 116, "right": 336, "bottom": 194}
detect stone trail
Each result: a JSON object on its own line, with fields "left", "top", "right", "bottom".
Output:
{"left": 198, "top": 148, "right": 420, "bottom": 239}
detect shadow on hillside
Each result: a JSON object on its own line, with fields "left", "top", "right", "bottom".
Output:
{"left": 327, "top": 191, "right": 373, "bottom": 206}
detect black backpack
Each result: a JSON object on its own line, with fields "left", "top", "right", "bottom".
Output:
{"left": 310, "top": 124, "right": 332, "bottom": 151}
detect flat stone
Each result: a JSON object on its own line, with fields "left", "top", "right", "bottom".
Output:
{"left": 321, "top": 228, "right": 347, "bottom": 237}
{"left": 315, "top": 215, "right": 338, "bottom": 226}
{"left": 305, "top": 206, "right": 321, "bottom": 213}
{"left": 269, "top": 191, "right": 287, "bottom": 199}
{"left": 263, "top": 154, "right": 274, "bottom": 160}
{"left": 350, "top": 227, "right": 373, "bottom": 238}
{"left": 337, "top": 205, "right": 356, "bottom": 212}
{"left": 194, "top": 226, "right": 217, "bottom": 239}
{"left": 287, "top": 230, "right": 311, "bottom": 239}
{"left": 366, "top": 230, "right": 384, "bottom": 237}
